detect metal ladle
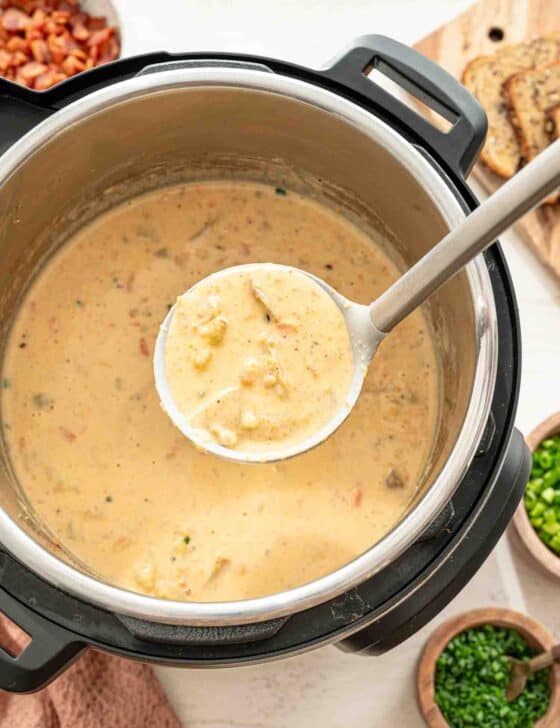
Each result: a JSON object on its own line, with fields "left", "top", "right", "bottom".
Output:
{"left": 155, "top": 140, "right": 560, "bottom": 463}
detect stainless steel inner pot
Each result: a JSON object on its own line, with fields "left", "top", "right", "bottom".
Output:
{"left": 0, "top": 67, "right": 497, "bottom": 625}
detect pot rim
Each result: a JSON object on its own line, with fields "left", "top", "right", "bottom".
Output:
{"left": 0, "top": 66, "right": 498, "bottom": 625}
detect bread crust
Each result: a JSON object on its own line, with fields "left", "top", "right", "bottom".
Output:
{"left": 505, "top": 62, "right": 560, "bottom": 203}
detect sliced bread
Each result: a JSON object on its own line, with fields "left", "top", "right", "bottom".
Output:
{"left": 546, "top": 102, "right": 560, "bottom": 138}
{"left": 462, "top": 36, "right": 560, "bottom": 179}
{"left": 531, "top": 34, "right": 560, "bottom": 66}
{"left": 506, "top": 62, "right": 560, "bottom": 203}
{"left": 546, "top": 103, "right": 560, "bottom": 205}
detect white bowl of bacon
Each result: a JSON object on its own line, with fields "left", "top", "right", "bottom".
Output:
{"left": 0, "top": 0, "right": 121, "bottom": 90}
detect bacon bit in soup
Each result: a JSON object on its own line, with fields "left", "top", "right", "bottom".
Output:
{"left": 0, "top": 1, "right": 119, "bottom": 89}
{"left": 59, "top": 426, "right": 76, "bottom": 442}
{"left": 276, "top": 320, "right": 299, "bottom": 333}
{"left": 353, "top": 487, "right": 363, "bottom": 508}
{"left": 139, "top": 337, "right": 149, "bottom": 357}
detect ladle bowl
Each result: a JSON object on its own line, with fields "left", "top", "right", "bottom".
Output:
{"left": 153, "top": 263, "right": 379, "bottom": 463}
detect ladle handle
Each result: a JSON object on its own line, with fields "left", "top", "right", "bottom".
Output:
{"left": 369, "top": 139, "right": 560, "bottom": 333}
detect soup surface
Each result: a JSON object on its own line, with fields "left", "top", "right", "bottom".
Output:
{"left": 2, "top": 181, "right": 440, "bottom": 601}
{"left": 164, "top": 263, "right": 354, "bottom": 455}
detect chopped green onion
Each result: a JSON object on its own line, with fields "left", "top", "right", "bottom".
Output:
{"left": 435, "top": 625, "right": 550, "bottom": 727}
{"left": 525, "top": 435, "right": 560, "bottom": 555}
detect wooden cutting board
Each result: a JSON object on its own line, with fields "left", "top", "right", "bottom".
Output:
{"left": 415, "top": 0, "right": 560, "bottom": 281}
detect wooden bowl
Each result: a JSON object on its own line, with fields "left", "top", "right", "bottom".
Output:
{"left": 513, "top": 412, "right": 560, "bottom": 580}
{"left": 417, "top": 608, "right": 560, "bottom": 728}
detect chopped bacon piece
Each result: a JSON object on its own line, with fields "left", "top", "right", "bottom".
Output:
{"left": 52, "top": 10, "right": 70, "bottom": 24}
{"left": 99, "top": 36, "right": 118, "bottom": 62}
{"left": 60, "top": 33, "right": 78, "bottom": 52}
{"left": 71, "top": 21, "right": 87, "bottom": 41}
{"left": 59, "top": 426, "right": 77, "bottom": 442}
{"left": 30, "top": 8, "right": 46, "bottom": 28}
{"left": 18, "top": 59, "right": 46, "bottom": 81}
{"left": 10, "top": 50, "right": 27, "bottom": 66}
{"left": 2, "top": 8, "right": 30, "bottom": 32}
{"left": 87, "top": 27, "right": 112, "bottom": 47}
{"left": 87, "top": 16, "right": 107, "bottom": 31}
{"left": 30, "top": 38, "right": 49, "bottom": 62}
{"left": 139, "top": 338, "right": 149, "bottom": 357}
{"left": 61, "top": 53, "right": 83, "bottom": 75}
{"left": 25, "top": 27, "right": 42, "bottom": 41}
{"left": 0, "top": 48, "right": 10, "bottom": 69}
{"left": 6, "top": 35, "right": 26, "bottom": 52}
{"left": 69, "top": 11, "right": 86, "bottom": 27}
{"left": 69, "top": 46, "right": 86, "bottom": 61}
{"left": 14, "top": 70, "right": 29, "bottom": 85}
{"left": 34, "top": 68, "right": 62, "bottom": 89}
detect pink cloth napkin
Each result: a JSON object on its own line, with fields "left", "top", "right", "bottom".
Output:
{"left": 0, "top": 615, "right": 181, "bottom": 727}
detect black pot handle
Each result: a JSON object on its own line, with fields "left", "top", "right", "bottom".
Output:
{"left": 323, "top": 35, "right": 487, "bottom": 178}
{"left": 0, "top": 88, "right": 54, "bottom": 155}
{"left": 0, "top": 585, "right": 84, "bottom": 693}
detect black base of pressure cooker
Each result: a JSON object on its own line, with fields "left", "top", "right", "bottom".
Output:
{"left": 0, "top": 36, "right": 531, "bottom": 693}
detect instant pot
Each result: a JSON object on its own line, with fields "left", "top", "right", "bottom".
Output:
{"left": 0, "top": 36, "right": 531, "bottom": 692}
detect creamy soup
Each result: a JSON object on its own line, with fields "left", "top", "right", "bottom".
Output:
{"left": 164, "top": 263, "right": 354, "bottom": 454}
{"left": 1, "top": 182, "right": 440, "bottom": 602}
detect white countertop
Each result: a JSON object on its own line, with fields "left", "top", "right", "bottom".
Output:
{"left": 110, "top": 1, "right": 560, "bottom": 724}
